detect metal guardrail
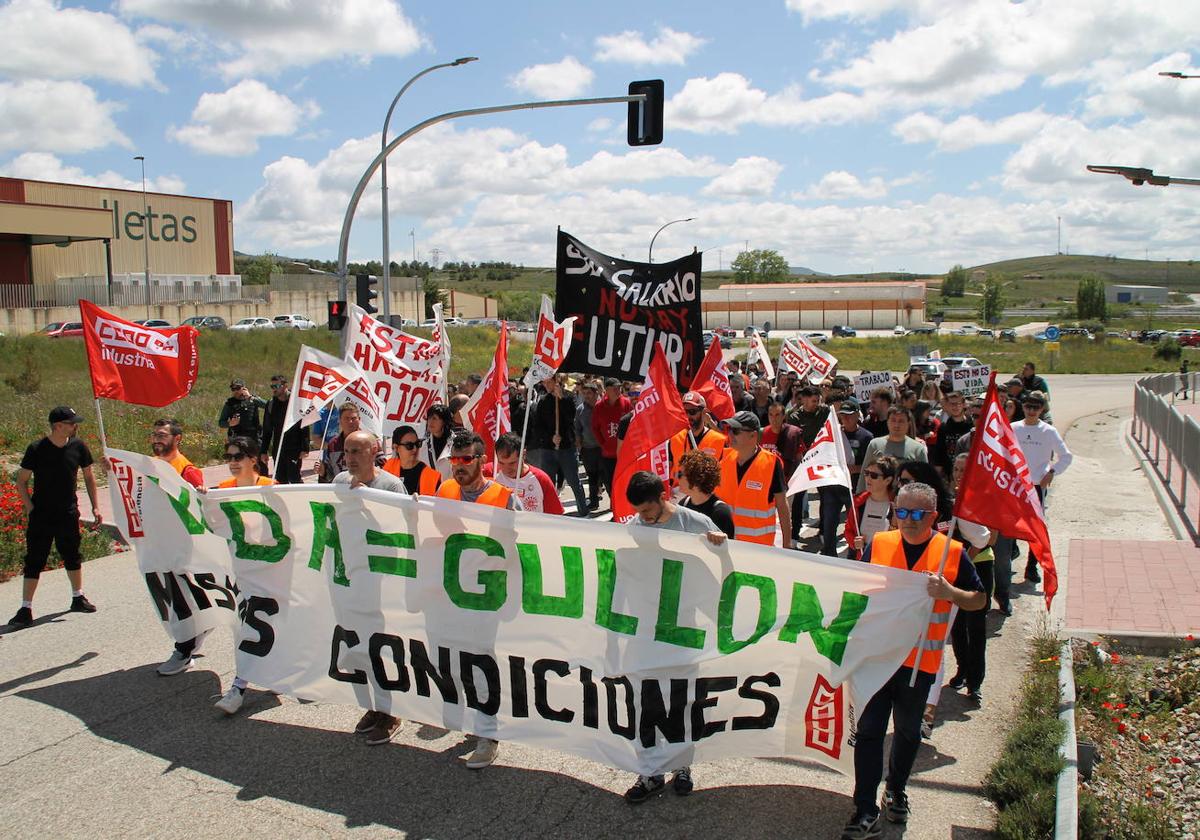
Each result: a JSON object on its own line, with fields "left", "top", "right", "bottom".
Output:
{"left": 1132, "top": 371, "right": 1200, "bottom": 543}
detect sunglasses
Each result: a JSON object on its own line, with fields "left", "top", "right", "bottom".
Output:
{"left": 449, "top": 454, "right": 482, "bottom": 465}
{"left": 864, "top": 470, "right": 885, "bottom": 480}
{"left": 270, "top": 382, "right": 284, "bottom": 389}
{"left": 395, "top": 440, "right": 421, "bottom": 450}
{"left": 224, "top": 452, "right": 248, "bottom": 461}
{"left": 895, "top": 507, "right": 933, "bottom": 521}
{"left": 896, "top": 477, "right": 914, "bottom": 486}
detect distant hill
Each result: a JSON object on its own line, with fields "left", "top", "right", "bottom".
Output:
{"left": 789, "top": 266, "right": 829, "bottom": 276}
{"left": 967, "top": 253, "right": 1200, "bottom": 290}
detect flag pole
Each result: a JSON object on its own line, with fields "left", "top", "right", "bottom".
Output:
{"left": 515, "top": 389, "right": 534, "bottom": 478}
{"left": 93, "top": 398, "right": 109, "bottom": 452}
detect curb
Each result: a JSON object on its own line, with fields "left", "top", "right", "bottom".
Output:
{"left": 1121, "top": 418, "right": 1191, "bottom": 542}
{"left": 1055, "top": 639, "right": 1078, "bottom": 840}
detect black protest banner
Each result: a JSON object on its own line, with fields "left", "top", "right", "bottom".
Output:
{"left": 554, "top": 230, "right": 703, "bottom": 386}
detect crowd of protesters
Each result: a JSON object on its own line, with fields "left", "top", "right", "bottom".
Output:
{"left": 6, "top": 350, "right": 1072, "bottom": 834}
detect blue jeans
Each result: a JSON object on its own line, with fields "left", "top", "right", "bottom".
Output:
{"left": 539, "top": 447, "right": 589, "bottom": 515}
{"left": 853, "top": 666, "right": 934, "bottom": 816}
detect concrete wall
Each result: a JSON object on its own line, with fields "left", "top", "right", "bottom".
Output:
{"left": 0, "top": 287, "right": 424, "bottom": 335}
{"left": 702, "top": 282, "right": 926, "bottom": 330}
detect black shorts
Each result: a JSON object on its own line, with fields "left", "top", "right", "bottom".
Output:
{"left": 24, "top": 509, "right": 82, "bottom": 579}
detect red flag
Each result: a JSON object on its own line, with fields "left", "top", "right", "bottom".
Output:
{"left": 954, "top": 374, "right": 1057, "bottom": 607}
{"left": 80, "top": 300, "right": 199, "bottom": 407}
{"left": 460, "top": 324, "right": 511, "bottom": 461}
{"left": 611, "top": 346, "right": 688, "bottom": 523}
{"left": 691, "top": 337, "right": 736, "bottom": 421}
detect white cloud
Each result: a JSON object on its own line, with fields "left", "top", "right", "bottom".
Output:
{"left": 0, "top": 0, "right": 160, "bottom": 87}
{"left": 119, "top": 0, "right": 424, "bottom": 78}
{"left": 586, "top": 117, "right": 614, "bottom": 133}
{"left": 169, "top": 80, "right": 320, "bottom": 156}
{"left": 0, "top": 81, "right": 130, "bottom": 153}
{"left": 702, "top": 156, "right": 782, "bottom": 197}
{"left": 797, "top": 170, "right": 890, "bottom": 200}
{"left": 594, "top": 27, "right": 707, "bottom": 65}
{"left": 893, "top": 109, "right": 1052, "bottom": 152}
{"left": 509, "top": 56, "right": 594, "bottom": 99}
{"left": 1, "top": 152, "right": 185, "bottom": 193}
{"left": 568, "top": 148, "right": 721, "bottom": 188}
{"left": 785, "top": 0, "right": 935, "bottom": 23}
{"left": 1083, "top": 52, "right": 1200, "bottom": 120}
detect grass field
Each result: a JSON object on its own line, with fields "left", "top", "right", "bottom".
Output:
{"left": 0, "top": 327, "right": 508, "bottom": 474}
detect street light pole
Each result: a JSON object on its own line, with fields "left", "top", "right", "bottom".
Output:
{"left": 648, "top": 217, "right": 695, "bottom": 263}
{"left": 1086, "top": 164, "right": 1200, "bottom": 188}
{"left": 381, "top": 57, "right": 477, "bottom": 323}
{"left": 133, "top": 155, "right": 151, "bottom": 316}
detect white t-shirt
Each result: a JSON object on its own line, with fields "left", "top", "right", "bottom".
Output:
{"left": 1013, "top": 420, "right": 1073, "bottom": 483}
{"left": 858, "top": 498, "right": 892, "bottom": 545}
{"left": 491, "top": 466, "right": 555, "bottom": 513}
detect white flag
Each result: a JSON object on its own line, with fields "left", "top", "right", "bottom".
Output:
{"left": 339, "top": 375, "right": 385, "bottom": 438}
{"left": 285, "top": 345, "right": 366, "bottom": 430}
{"left": 432, "top": 302, "right": 452, "bottom": 402}
{"left": 748, "top": 331, "right": 775, "bottom": 380}
{"left": 524, "top": 295, "right": 576, "bottom": 389}
{"left": 781, "top": 335, "right": 838, "bottom": 384}
{"left": 786, "top": 414, "right": 853, "bottom": 496}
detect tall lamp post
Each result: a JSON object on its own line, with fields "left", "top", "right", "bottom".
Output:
{"left": 133, "top": 155, "right": 152, "bottom": 316}
{"left": 648, "top": 216, "right": 695, "bottom": 263}
{"left": 381, "top": 57, "right": 477, "bottom": 322}
{"left": 1086, "top": 164, "right": 1200, "bottom": 188}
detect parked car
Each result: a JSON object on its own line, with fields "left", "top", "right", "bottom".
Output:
{"left": 133, "top": 318, "right": 172, "bottom": 328}
{"left": 38, "top": 321, "right": 67, "bottom": 337}
{"left": 832, "top": 325, "right": 857, "bottom": 337}
{"left": 272, "top": 314, "right": 316, "bottom": 330}
{"left": 909, "top": 325, "right": 938, "bottom": 335}
{"left": 908, "top": 358, "right": 947, "bottom": 378}
{"left": 230, "top": 317, "right": 275, "bottom": 332}
{"left": 892, "top": 325, "right": 907, "bottom": 336}
{"left": 976, "top": 328, "right": 994, "bottom": 338}
{"left": 951, "top": 324, "right": 980, "bottom": 336}
{"left": 48, "top": 321, "right": 84, "bottom": 338}
{"left": 804, "top": 332, "right": 828, "bottom": 344}
{"left": 744, "top": 325, "right": 770, "bottom": 339}
{"left": 1060, "top": 327, "right": 1093, "bottom": 341}
{"left": 1000, "top": 328, "right": 1017, "bottom": 342}
{"left": 942, "top": 354, "right": 983, "bottom": 370}
{"left": 181, "top": 315, "right": 228, "bottom": 330}
{"left": 703, "top": 330, "right": 732, "bottom": 350}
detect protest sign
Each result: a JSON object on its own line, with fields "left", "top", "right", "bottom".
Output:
{"left": 554, "top": 230, "right": 703, "bottom": 387}
{"left": 949, "top": 364, "right": 991, "bottom": 397}
{"left": 853, "top": 371, "right": 894, "bottom": 403}
{"left": 193, "top": 483, "right": 930, "bottom": 776}
{"left": 106, "top": 448, "right": 238, "bottom": 644}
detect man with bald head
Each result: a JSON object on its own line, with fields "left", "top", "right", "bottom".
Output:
{"left": 332, "top": 430, "right": 404, "bottom": 492}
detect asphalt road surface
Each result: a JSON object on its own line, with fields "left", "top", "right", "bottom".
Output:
{"left": 0, "top": 374, "right": 1155, "bottom": 839}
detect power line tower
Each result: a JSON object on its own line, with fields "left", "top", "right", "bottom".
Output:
{"left": 430, "top": 248, "right": 442, "bottom": 269}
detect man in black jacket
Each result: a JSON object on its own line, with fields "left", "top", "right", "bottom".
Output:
{"left": 261, "top": 374, "right": 310, "bottom": 483}
{"left": 219, "top": 379, "right": 266, "bottom": 441}
{"left": 532, "top": 374, "right": 588, "bottom": 516}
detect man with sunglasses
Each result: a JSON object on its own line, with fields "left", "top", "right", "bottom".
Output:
{"left": 150, "top": 418, "right": 209, "bottom": 676}
{"left": 8, "top": 406, "right": 101, "bottom": 629}
{"left": 260, "top": 373, "right": 309, "bottom": 483}
{"left": 382, "top": 425, "right": 442, "bottom": 495}
{"left": 218, "top": 378, "right": 266, "bottom": 441}
{"left": 843, "top": 482, "right": 985, "bottom": 839}
{"left": 1012, "top": 391, "right": 1071, "bottom": 585}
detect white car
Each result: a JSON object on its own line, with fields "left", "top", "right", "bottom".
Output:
{"left": 942, "top": 355, "right": 983, "bottom": 370}
{"left": 272, "top": 314, "right": 316, "bottom": 330}
{"left": 951, "top": 324, "right": 981, "bottom": 336}
{"left": 908, "top": 358, "right": 947, "bottom": 378}
{"left": 893, "top": 325, "right": 907, "bottom": 336}
{"left": 230, "top": 317, "right": 275, "bottom": 331}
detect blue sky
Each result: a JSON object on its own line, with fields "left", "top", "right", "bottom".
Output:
{"left": 2, "top": 0, "right": 1199, "bottom": 274}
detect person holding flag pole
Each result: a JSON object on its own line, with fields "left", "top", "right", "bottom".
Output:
{"left": 515, "top": 295, "right": 576, "bottom": 485}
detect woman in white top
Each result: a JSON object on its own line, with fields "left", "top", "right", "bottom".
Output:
{"left": 849, "top": 455, "right": 899, "bottom": 558}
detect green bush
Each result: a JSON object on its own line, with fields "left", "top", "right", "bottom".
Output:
{"left": 1154, "top": 339, "right": 1182, "bottom": 361}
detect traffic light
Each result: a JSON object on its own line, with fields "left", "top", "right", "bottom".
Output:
{"left": 327, "top": 300, "right": 347, "bottom": 330}
{"left": 627, "top": 79, "right": 664, "bottom": 147}
{"left": 355, "top": 273, "right": 378, "bottom": 314}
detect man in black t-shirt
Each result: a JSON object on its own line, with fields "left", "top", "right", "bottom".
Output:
{"left": 8, "top": 406, "right": 101, "bottom": 629}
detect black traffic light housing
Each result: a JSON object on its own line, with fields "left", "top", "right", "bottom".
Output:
{"left": 327, "top": 300, "right": 347, "bottom": 330}
{"left": 627, "top": 79, "right": 664, "bottom": 147}
{"left": 355, "top": 273, "right": 378, "bottom": 314}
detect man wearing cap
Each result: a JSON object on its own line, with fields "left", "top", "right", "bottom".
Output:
{"left": 670, "top": 392, "right": 727, "bottom": 471}
{"left": 715, "top": 411, "right": 793, "bottom": 548}
{"left": 218, "top": 378, "right": 267, "bottom": 441}
{"left": 260, "top": 373, "right": 309, "bottom": 483}
{"left": 591, "top": 377, "right": 632, "bottom": 503}
{"left": 1013, "top": 390, "right": 1072, "bottom": 585}
{"left": 7, "top": 407, "right": 100, "bottom": 628}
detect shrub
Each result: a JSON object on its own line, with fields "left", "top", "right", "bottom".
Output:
{"left": 0, "top": 480, "right": 114, "bottom": 581}
{"left": 1154, "top": 339, "right": 1182, "bottom": 361}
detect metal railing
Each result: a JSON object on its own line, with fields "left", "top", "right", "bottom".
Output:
{"left": 0, "top": 275, "right": 244, "bottom": 309}
{"left": 1132, "top": 371, "right": 1200, "bottom": 542}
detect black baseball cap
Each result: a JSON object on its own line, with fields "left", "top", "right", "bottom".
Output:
{"left": 722, "top": 410, "right": 762, "bottom": 432}
{"left": 49, "top": 406, "right": 85, "bottom": 424}
{"left": 838, "top": 399, "right": 861, "bottom": 415}
{"left": 230, "top": 378, "right": 246, "bottom": 389}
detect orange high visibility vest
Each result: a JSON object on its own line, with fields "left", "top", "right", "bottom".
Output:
{"left": 715, "top": 448, "right": 779, "bottom": 545}
{"left": 382, "top": 458, "right": 442, "bottom": 495}
{"left": 436, "top": 479, "right": 513, "bottom": 508}
{"left": 670, "top": 427, "right": 727, "bottom": 465}
{"left": 164, "top": 451, "right": 194, "bottom": 475}
{"left": 217, "top": 475, "right": 276, "bottom": 488}
{"left": 869, "top": 529, "right": 962, "bottom": 675}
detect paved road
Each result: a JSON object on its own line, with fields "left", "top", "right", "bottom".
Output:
{"left": 0, "top": 376, "right": 1153, "bottom": 839}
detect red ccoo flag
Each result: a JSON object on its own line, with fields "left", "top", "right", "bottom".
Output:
{"left": 460, "top": 324, "right": 511, "bottom": 461}
{"left": 954, "top": 373, "right": 1057, "bottom": 607}
{"left": 80, "top": 300, "right": 199, "bottom": 407}
{"left": 611, "top": 345, "right": 689, "bottom": 523}
{"left": 690, "top": 336, "right": 736, "bottom": 421}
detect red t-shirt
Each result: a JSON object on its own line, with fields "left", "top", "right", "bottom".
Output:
{"left": 483, "top": 463, "right": 564, "bottom": 514}
{"left": 591, "top": 395, "right": 632, "bottom": 458}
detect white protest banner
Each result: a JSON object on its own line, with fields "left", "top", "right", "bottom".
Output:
{"left": 432, "top": 302, "right": 452, "bottom": 403}
{"left": 345, "top": 304, "right": 445, "bottom": 437}
{"left": 203, "top": 485, "right": 931, "bottom": 776}
{"left": 853, "top": 371, "right": 894, "bottom": 403}
{"left": 339, "top": 375, "right": 385, "bottom": 438}
{"left": 950, "top": 364, "right": 991, "bottom": 397}
{"left": 285, "top": 345, "right": 363, "bottom": 430}
{"left": 106, "top": 448, "right": 238, "bottom": 644}
{"left": 792, "top": 335, "right": 838, "bottom": 383}
{"left": 786, "top": 415, "right": 853, "bottom": 497}
{"left": 524, "top": 295, "right": 576, "bottom": 389}
{"left": 748, "top": 332, "right": 775, "bottom": 381}
{"left": 778, "top": 338, "right": 815, "bottom": 380}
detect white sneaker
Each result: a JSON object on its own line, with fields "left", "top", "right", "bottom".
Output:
{"left": 465, "top": 738, "right": 499, "bottom": 769}
{"left": 215, "top": 685, "right": 245, "bottom": 715}
{"left": 157, "top": 650, "right": 193, "bottom": 676}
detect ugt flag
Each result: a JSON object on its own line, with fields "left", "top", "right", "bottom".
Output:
{"left": 523, "top": 295, "right": 576, "bottom": 389}
{"left": 461, "top": 325, "right": 511, "bottom": 461}
{"left": 954, "top": 374, "right": 1058, "bottom": 607}
{"left": 80, "top": 300, "right": 199, "bottom": 407}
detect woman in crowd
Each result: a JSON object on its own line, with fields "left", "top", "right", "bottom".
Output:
{"left": 676, "top": 449, "right": 736, "bottom": 540}
{"left": 425, "top": 403, "right": 454, "bottom": 479}
{"left": 847, "top": 455, "right": 899, "bottom": 559}
{"left": 920, "top": 379, "right": 942, "bottom": 409}
{"left": 913, "top": 400, "right": 941, "bottom": 452}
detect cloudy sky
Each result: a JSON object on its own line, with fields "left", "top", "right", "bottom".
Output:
{"left": 2, "top": 0, "right": 1199, "bottom": 274}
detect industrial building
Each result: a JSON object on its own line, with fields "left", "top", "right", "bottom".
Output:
{"left": 703, "top": 281, "right": 927, "bottom": 330}
{"left": 1105, "top": 284, "right": 1169, "bottom": 305}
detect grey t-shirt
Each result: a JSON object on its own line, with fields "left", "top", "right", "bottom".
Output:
{"left": 642, "top": 503, "right": 718, "bottom": 535}
{"left": 856, "top": 436, "right": 928, "bottom": 492}
{"left": 461, "top": 479, "right": 521, "bottom": 510}
{"left": 333, "top": 470, "right": 406, "bottom": 493}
